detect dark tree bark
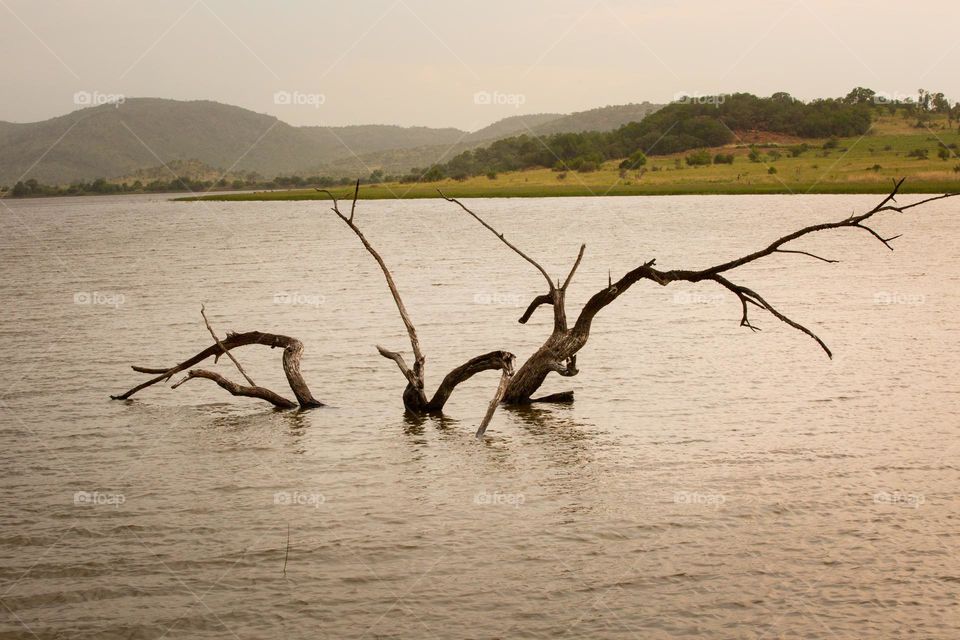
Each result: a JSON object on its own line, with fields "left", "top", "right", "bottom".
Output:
{"left": 319, "top": 182, "right": 515, "bottom": 435}
{"left": 112, "top": 323, "right": 324, "bottom": 409}
{"left": 442, "top": 179, "right": 959, "bottom": 404}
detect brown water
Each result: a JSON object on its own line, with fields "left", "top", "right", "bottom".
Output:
{"left": 1, "top": 192, "right": 958, "bottom": 639}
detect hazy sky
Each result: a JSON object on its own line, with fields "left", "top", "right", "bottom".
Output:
{"left": 2, "top": 0, "right": 957, "bottom": 131}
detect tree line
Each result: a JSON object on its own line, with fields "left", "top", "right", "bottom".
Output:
{"left": 395, "top": 88, "right": 957, "bottom": 181}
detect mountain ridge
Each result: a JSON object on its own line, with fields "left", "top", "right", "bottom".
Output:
{"left": 0, "top": 98, "right": 661, "bottom": 185}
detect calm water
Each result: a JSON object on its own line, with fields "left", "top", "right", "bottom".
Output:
{"left": 1, "top": 192, "right": 959, "bottom": 639}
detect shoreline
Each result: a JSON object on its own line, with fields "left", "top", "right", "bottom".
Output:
{"left": 176, "top": 179, "right": 960, "bottom": 202}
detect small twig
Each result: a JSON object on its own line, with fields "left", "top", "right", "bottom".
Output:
{"left": 774, "top": 249, "right": 839, "bottom": 264}
{"left": 200, "top": 304, "right": 257, "bottom": 387}
{"left": 349, "top": 179, "right": 360, "bottom": 223}
{"left": 440, "top": 189, "right": 556, "bottom": 290}
{"left": 561, "top": 244, "right": 587, "bottom": 290}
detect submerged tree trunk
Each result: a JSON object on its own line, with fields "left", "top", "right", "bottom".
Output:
{"left": 320, "top": 182, "right": 515, "bottom": 435}
{"left": 112, "top": 324, "right": 324, "bottom": 409}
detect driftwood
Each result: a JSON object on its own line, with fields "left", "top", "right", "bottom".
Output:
{"left": 319, "top": 182, "right": 515, "bottom": 435}
{"left": 112, "top": 308, "right": 324, "bottom": 409}
{"left": 442, "top": 179, "right": 959, "bottom": 404}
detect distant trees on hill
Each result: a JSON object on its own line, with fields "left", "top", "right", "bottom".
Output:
{"left": 399, "top": 91, "right": 878, "bottom": 182}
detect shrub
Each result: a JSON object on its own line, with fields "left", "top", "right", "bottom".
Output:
{"left": 618, "top": 150, "right": 647, "bottom": 170}
{"left": 938, "top": 147, "right": 952, "bottom": 160}
{"left": 907, "top": 148, "right": 929, "bottom": 160}
{"left": 823, "top": 137, "right": 840, "bottom": 149}
{"left": 577, "top": 161, "right": 598, "bottom": 173}
{"left": 486, "top": 171, "right": 498, "bottom": 180}
{"left": 713, "top": 153, "right": 735, "bottom": 164}
{"left": 748, "top": 147, "right": 762, "bottom": 162}
{"left": 767, "top": 150, "right": 782, "bottom": 161}
{"left": 685, "top": 149, "right": 712, "bottom": 166}
{"left": 871, "top": 164, "right": 882, "bottom": 172}
{"left": 788, "top": 143, "right": 810, "bottom": 157}
{"left": 767, "top": 166, "right": 778, "bottom": 175}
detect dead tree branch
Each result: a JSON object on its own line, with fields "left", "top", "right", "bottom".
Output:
{"left": 453, "top": 178, "right": 959, "bottom": 403}
{"left": 320, "top": 186, "right": 515, "bottom": 429}
{"left": 170, "top": 370, "right": 298, "bottom": 409}
{"left": 200, "top": 304, "right": 257, "bottom": 386}
{"left": 112, "top": 328, "right": 323, "bottom": 409}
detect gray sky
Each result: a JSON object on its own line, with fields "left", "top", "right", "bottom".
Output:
{"left": 1, "top": 0, "right": 957, "bottom": 131}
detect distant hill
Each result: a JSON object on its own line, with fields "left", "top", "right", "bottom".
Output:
{"left": 0, "top": 98, "right": 662, "bottom": 186}
{"left": 529, "top": 102, "right": 661, "bottom": 135}
{"left": 307, "top": 103, "right": 664, "bottom": 176}
{"left": 465, "top": 113, "right": 565, "bottom": 141}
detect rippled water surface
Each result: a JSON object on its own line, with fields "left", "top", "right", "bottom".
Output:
{"left": 1, "top": 193, "right": 959, "bottom": 638}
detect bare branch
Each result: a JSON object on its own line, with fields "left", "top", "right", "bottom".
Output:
{"left": 439, "top": 190, "right": 555, "bottom": 290}
{"left": 518, "top": 293, "right": 553, "bottom": 324}
{"left": 376, "top": 345, "right": 421, "bottom": 390}
{"left": 171, "top": 369, "right": 298, "bottom": 409}
{"left": 349, "top": 178, "right": 360, "bottom": 222}
{"left": 201, "top": 304, "right": 257, "bottom": 386}
{"left": 324, "top": 187, "right": 517, "bottom": 424}
{"left": 561, "top": 244, "right": 587, "bottom": 290}
{"left": 571, "top": 181, "right": 959, "bottom": 358}
{"left": 320, "top": 189, "right": 426, "bottom": 385}
{"left": 476, "top": 361, "right": 515, "bottom": 439}
{"left": 774, "top": 249, "right": 839, "bottom": 264}
{"left": 113, "top": 330, "right": 323, "bottom": 408}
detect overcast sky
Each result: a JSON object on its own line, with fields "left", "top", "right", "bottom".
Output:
{"left": 2, "top": 0, "right": 957, "bottom": 131}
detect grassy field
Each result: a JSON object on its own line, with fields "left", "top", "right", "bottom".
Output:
{"left": 182, "top": 115, "right": 960, "bottom": 201}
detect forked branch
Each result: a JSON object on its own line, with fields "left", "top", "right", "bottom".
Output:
{"left": 112, "top": 323, "right": 323, "bottom": 409}
{"left": 321, "top": 186, "right": 516, "bottom": 431}
{"left": 571, "top": 179, "right": 959, "bottom": 358}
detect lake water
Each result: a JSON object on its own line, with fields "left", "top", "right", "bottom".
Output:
{"left": 1, "top": 192, "right": 958, "bottom": 639}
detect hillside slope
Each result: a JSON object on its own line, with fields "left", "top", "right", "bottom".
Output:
{"left": 0, "top": 99, "right": 663, "bottom": 185}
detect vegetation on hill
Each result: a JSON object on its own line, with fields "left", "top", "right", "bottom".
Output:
{"left": 179, "top": 111, "right": 960, "bottom": 201}
{"left": 395, "top": 91, "right": 904, "bottom": 182}
{"left": 0, "top": 99, "right": 662, "bottom": 187}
